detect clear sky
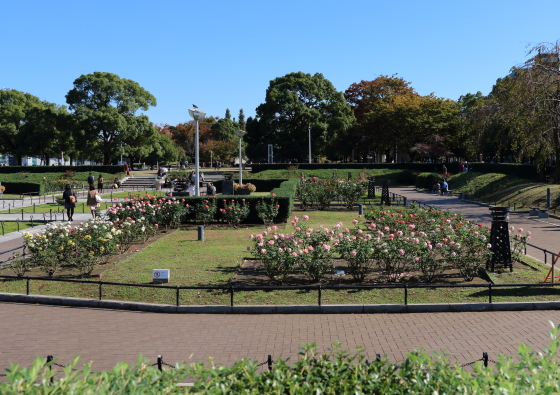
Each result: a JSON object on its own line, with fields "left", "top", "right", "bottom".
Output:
{"left": 1, "top": 0, "right": 558, "bottom": 127}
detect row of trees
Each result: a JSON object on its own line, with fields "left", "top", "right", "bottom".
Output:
{"left": 245, "top": 72, "right": 460, "bottom": 164}
{"left": 0, "top": 72, "right": 169, "bottom": 165}
{"left": 4, "top": 40, "right": 560, "bottom": 177}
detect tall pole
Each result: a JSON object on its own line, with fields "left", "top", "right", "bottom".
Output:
{"left": 308, "top": 125, "right": 312, "bottom": 164}
{"left": 195, "top": 119, "right": 200, "bottom": 196}
{"left": 238, "top": 136, "right": 243, "bottom": 185}
{"left": 210, "top": 151, "right": 213, "bottom": 169}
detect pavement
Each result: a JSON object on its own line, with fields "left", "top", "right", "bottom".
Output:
{"left": 0, "top": 302, "right": 559, "bottom": 372}
{"left": 1, "top": 183, "right": 560, "bottom": 373}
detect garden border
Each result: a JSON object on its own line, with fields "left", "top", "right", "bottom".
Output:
{"left": 2, "top": 275, "right": 560, "bottom": 314}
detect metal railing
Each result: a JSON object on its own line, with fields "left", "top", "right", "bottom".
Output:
{"left": 1, "top": 274, "right": 560, "bottom": 307}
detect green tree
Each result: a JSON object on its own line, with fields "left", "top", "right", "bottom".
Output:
{"left": 238, "top": 108, "right": 246, "bottom": 130}
{"left": 254, "top": 72, "right": 355, "bottom": 162}
{"left": 0, "top": 89, "right": 43, "bottom": 164}
{"left": 225, "top": 108, "right": 231, "bottom": 120}
{"left": 65, "top": 72, "right": 158, "bottom": 164}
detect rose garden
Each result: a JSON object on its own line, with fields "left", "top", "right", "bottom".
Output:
{"left": 0, "top": 175, "right": 545, "bottom": 307}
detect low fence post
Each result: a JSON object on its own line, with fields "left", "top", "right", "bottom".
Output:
{"left": 157, "top": 355, "right": 162, "bottom": 371}
{"left": 26, "top": 276, "right": 30, "bottom": 295}
{"left": 488, "top": 283, "right": 492, "bottom": 304}
{"left": 404, "top": 284, "right": 408, "bottom": 305}
{"left": 358, "top": 204, "right": 363, "bottom": 216}
{"left": 176, "top": 286, "right": 180, "bottom": 307}
{"left": 99, "top": 281, "right": 103, "bottom": 300}
{"left": 267, "top": 355, "right": 273, "bottom": 371}
{"left": 318, "top": 285, "right": 322, "bottom": 306}
{"left": 230, "top": 285, "right": 234, "bottom": 307}
{"left": 46, "top": 355, "right": 53, "bottom": 384}
{"left": 482, "top": 352, "right": 489, "bottom": 367}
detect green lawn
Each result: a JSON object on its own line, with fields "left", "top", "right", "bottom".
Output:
{"left": 0, "top": 210, "right": 557, "bottom": 305}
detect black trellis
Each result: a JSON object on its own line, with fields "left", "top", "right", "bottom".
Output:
{"left": 381, "top": 180, "right": 390, "bottom": 206}
{"left": 487, "top": 207, "right": 513, "bottom": 272}
{"left": 367, "top": 177, "right": 376, "bottom": 198}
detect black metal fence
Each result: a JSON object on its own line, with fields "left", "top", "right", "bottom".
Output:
{"left": 2, "top": 274, "right": 560, "bottom": 307}
{"left": 0, "top": 350, "right": 496, "bottom": 381}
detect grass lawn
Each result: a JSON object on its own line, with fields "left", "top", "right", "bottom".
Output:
{"left": 1, "top": 210, "right": 558, "bottom": 305}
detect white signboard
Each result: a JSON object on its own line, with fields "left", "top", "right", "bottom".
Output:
{"left": 152, "top": 269, "right": 170, "bottom": 284}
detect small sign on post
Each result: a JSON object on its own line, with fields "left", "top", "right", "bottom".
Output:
{"left": 153, "top": 269, "right": 170, "bottom": 284}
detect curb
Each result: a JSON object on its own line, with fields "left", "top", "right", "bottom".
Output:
{"left": 2, "top": 293, "right": 560, "bottom": 314}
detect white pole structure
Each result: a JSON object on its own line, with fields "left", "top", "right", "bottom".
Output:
{"left": 308, "top": 125, "right": 312, "bottom": 164}
{"left": 210, "top": 151, "right": 213, "bottom": 169}
{"left": 188, "top": 108, "right": 207, "bottom": 196}
{"left": 234, "top": 130, "right": 247, "bottom": 185}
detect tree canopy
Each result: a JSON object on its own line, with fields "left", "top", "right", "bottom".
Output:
{"left": 253, "top": 72, "right": 355, "bottom": 162}
{"left": 65, "top": 72, "right": 158, "bottom": 164}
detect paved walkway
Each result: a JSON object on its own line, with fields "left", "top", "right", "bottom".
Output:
{"left": 0, "top": 302, "right": 559, "bottom": 372}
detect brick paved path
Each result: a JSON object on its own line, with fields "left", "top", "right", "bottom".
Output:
{"left": 1, "top": 302, "right": 560, "bottom": 372}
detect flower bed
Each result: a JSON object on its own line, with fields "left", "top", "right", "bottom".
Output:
{"left": 247, "top": 206, "right": 531, "bottom": 284}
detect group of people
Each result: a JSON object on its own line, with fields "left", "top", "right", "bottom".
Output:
{"left": 62, "top": 184, "right": 103, "bottom": 221}
{"left": 432, "top": 181, "right": 449, "bottom": 195}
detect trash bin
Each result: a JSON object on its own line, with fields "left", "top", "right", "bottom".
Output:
{"left": 156, "top": 180, "right": 162, "bottom": 191}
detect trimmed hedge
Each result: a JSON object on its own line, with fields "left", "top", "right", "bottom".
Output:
{"left": 251, "top": 162, "right": 556, "bottom": 181}
{"left": 154, "top": 179, "right": 298, "bottom": 224}
{"left": 0, "top": 165, "right": 122, "bottom": 174}
{"left": 213, "top": 178, "right": 288, "bottom": 193}
{"left": 1, "top": 182, "right": 44, "bottom": 195}
{"left": 251, "top": 163, "right": 439, "bottom": 173}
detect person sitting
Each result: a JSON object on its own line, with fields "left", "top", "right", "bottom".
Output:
{"left": 206, "top": 183, "right": 216, "bottom": 196}
{"left": 432, "top": 183, "right": 438, "bottom": 194}
{"left": 113, "top": 178, "right": 121, "bottom": 188}
{"left": 441, "top": 180, "right": 449, "bottom": 195}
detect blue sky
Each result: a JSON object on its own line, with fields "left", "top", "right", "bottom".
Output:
{"left": 1, "top": 0, "right": 558, "bottom": 126}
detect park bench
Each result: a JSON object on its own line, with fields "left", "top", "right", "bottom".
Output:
{"left": 529, "top": 206, "right": 539, "bottom": 216}
{"left": 444, "top": 190, "right": 453, "bottom": 196}
{"left": 529, "top": 207, "right": 550, "bottom": 218}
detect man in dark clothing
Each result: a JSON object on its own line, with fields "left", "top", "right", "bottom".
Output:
{"left": 87, "top": 173, "right": 94, "bottom": 187}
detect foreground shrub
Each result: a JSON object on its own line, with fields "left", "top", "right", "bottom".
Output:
{"left": 3, "top": 324, "right": 560, "bottom": 394}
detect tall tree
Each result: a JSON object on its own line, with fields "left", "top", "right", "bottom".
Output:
{"left": 225, "top": 108, "right": 231, "bottom": 120}
{"left": 254, "top": 72, "right": 354, "bottom": 161}
{"left": 0, "top": 89, "right": 42, "bottom": 164}
{"left": 238, "top": 108, "right": 246, "bottom": 130}
{"left": 65, "top": 72, "right": 158, "bottom": 164}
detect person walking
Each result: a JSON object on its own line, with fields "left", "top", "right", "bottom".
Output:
{"left": 62, "top": 184, "right": 77, "bottom": 221}
{"left": 86, "top": 185, "right": 101, "bottom": 219}
{"left": 87, "top": 173, "right": 94, "bottom": 188}
{"left": 97, "top": 174, "right": 104, "bottom": 193}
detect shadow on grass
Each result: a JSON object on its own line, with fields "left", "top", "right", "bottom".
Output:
{"left": 470, "top": 286, "right": 560, "bottom": 298}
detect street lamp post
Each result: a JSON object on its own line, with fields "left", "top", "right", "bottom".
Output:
{"left": 188, "top": 107, "right": 207, "bottom": 196}
{"left": 308, "top": 125, "right": 312, "bottom": 164}
{"left": 210, "top": 150, "right": 213, "bottom": 169}
{"left": 234, "top": 130, "right": 247, "bottom": 185}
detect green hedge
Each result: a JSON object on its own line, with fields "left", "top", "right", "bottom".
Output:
{"left": 467, "top": 163, "right": 554, "bottom": 180}
{"left": 169, "top": 188, "right": 295, "bottom": 225}
{"left": 415, "top": 173, "right": 442, "bottom": 190}
{"left": 214, "top": 178, "right": 288, "bottom": 193}
{"left": 251, "top": 163, "right": 439, "bottom": 173}
{"left": 0, "top": 165, "right": 122, "bottom": 174}
{"left": 252, "top": 162, "right": 556, "bottom": 181}
{"left": 1, "top": 182, "right": 44, "bottom": 195}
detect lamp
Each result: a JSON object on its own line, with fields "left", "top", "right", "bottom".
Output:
{"left": 234, "top": 129, "right": 247, "bottom": 186}
{"left": 188, "top": 107, "right": 207, "bottom": 196}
